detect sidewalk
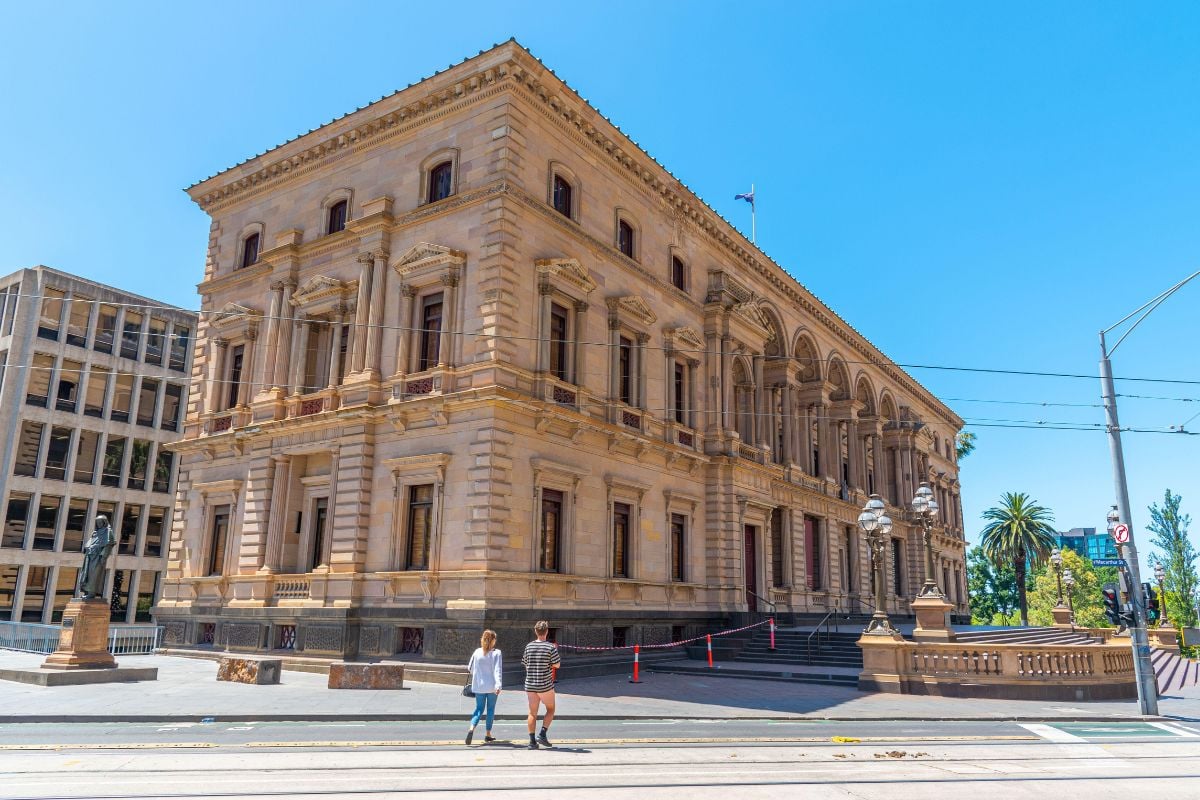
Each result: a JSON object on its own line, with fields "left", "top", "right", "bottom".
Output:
{"left": 2, "top": 651, "right": 1198, "bottom": 722}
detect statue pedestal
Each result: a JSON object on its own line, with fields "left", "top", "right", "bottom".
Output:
{"left": 910, "top": 594, "right": 955, "bottom": 642}
{"left": 1051, "top": 604, "right": 1074, "bottom": 628}
{"left": 42, "top": 599, "right": 117, "bottom": 670}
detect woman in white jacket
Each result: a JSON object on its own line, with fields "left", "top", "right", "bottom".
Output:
{"left": 465, "top": 629, "right": 503, "bottom": 745}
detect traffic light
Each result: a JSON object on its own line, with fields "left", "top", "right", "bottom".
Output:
{"left": 1102, "top": 584, "right": 1122, "bottom": 626}
{"left": 1145, "top": 583, "right": 1161, "bottom": 625}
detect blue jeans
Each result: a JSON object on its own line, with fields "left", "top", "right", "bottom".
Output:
{"left": 470, "top": 692, "right": 497, "bottom": 730}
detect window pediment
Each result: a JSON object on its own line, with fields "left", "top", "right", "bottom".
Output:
{"left": 665, "top": 325, "right": 704, "bottom": 351}
{"left": 392, "top": 242, "right": 466, "bottom": 283}
{"left": 606, "top": 295, "right": 657, "bottom": 327}
{"left": 290, "top": 275, "right": 356, "bottom": 315}
{"left": 536, "top": 258, "right": 596, "bottom": 294}
{"left": 211, "top": 303, "right": 261, "bottom": 337}
{"left": 731, "top": 301, "right": 773, "bottom": 340}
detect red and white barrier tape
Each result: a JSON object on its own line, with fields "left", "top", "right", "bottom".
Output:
{"left": 554, "top": 618, "right": 771, "bottom": 652}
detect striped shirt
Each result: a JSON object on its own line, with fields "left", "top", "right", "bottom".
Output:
{"left": 522, "top": 639, "right": 561, "bottom": 692}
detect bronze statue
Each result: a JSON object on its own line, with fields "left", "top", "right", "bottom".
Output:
{"left": 77, "top": 515, "right": 117, "bottom": 600}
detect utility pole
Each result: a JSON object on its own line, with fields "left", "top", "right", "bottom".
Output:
{"left": 1099, "top": 331, "right": 1158, "bottom": 716}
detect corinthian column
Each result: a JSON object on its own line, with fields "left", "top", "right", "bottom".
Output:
{"left": 261, "top": 455, "right": 291, "bottom": 573}
{"left": 365, "top": 251, "right": 387, "bottom": 375}
{"left": 258, "top": 281, "right": 284, "bottom": 392}
{"left": 351, "top": 253, "right": 373, "bottom": 375}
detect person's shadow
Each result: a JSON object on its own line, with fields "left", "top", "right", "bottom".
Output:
{"left": 480, "top": 740, "right": 591, "bottom": 753}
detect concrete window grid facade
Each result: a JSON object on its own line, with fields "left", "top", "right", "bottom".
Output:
{"left": 160, "top": 42, "right": 968, "bottom": 661}
{"left": 0, "top": 266, "right": 195, "bottom": 624}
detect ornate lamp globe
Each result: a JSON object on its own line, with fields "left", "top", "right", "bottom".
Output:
{"left": 1050, "top": 547, "right": 1062, "bottom": 567}
{"left": 927, "top": 498, "right": 939, "bottom": 519}
{"left": 877, "top": 514, "right": 893, "bottom": 536}
{"left": 857, "top": 509, "right": 878, "bottom": 532}
{"left": 1106, "top": 505, "right": 1120, "bottom": 531}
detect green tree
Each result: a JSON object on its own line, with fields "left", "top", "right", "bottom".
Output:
{"left": 1146, "top": 490, "right": 1198, "bottom": 628}
{"left": 980, "top": 492, "right": 1058, "bottom": 626}
{"left": 956, "top": 431, "right": 977, "bottom": 460}
{"left": 967, "top": 545, "right": 1018, "bottom": 624}
{"left": 1026, "top": 548, "right": 1119, "bottom": 628}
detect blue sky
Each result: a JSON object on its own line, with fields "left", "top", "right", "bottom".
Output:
{"left": 2, "top": 2, "right": 1197, "bottom": 569}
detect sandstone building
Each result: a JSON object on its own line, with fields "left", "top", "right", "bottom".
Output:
{"left": 0, "top": 267, "right": 195, "bottom": 624}
{"left": 159, "top": 41, "right": 967, "bottom": 661}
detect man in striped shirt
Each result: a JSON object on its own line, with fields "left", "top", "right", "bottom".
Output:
{"left": 522, "top": 620, "right": 561, "bottom": 749}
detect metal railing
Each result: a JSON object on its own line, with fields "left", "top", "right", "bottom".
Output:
{"left": 746, "top": 589, "right": 776, "bottom": 623}
{"left": 806, "top": 610, "right": 836, "bottom": 662}
{"left": 0, "top": 621, "right": 162, "bottom": 655}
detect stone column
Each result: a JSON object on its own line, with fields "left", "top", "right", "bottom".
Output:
{"left": 262, "top": 455, "right": 291, "bottom": 573}
{"left": 366, "top": 251, "right": 387, "bottom": 375}
{"left": 206, "top": 338, "right": 228, "bottom": 413}
{"left": 664, "top": 347, "right": 676, "bottom": 422}
{"left": 351, "top": 254, "right": 373, "bottom": 375}
{"left": 846, "top": 415, "right": 860, "bottom": 489}
{"left": 275, "top": 280, "right": 296, "bottom": 394}
{"left": 290, "top": 316, "right": 310, "bottom": 395}
{"left": 635, "top": 332, "right": 649, "bottom": 408}
{"left": 816, "top": 405, "right": 832, "bottom": 479}
{"left": 327, "top": 306, "right": 346, "bottom": 388}
{"left": 538, "top": 284, "right": 553, "bottom": 373}
{"left": 394, "top": 285, "right": 415, "bottom": 378}
{"left": 238, "top": 452, "right": 275, "bottom": 574}
{"left": 753, "top": 355, "right": 767, "bottom": 447}
{"left": 781, "top": 384, "right": 795, "bottom": 464}
{"left": 801, "top": 404, "right": 813, "bottom": 473}
{"left": 721, "top": 337, "right": 734, "bottom": 434}
{"left": 241, "top": 327, "right": 258, "bottom": 403}
{"left": 572, "top": 301, "right": 587, "bottom": 385}
{"left": 608, "top": 317, "right": 620, "bottom": 402}
{"left": 872, "top": 434, "right": 885, "bottom": 498}
{"left": 258, "top": 281, "right": 284, "bottom": 391}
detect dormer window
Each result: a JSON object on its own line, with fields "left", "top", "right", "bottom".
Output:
{"left": 240, "top": 233, "right": 260, "bottom": 269}
{"left": 552, "top": 175, "right": 573, "bottom": 218}
{"left": 428, "top": 161, "right": 453, "bottom": 203}
{"left": 327, "top": 200, "right": 348, "bottom": 234}
{"left": 617, "top": 220, "right": 635, "bottom": 258}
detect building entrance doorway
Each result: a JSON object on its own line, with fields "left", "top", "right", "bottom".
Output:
{"left": 744, "top": 524, "right": 758, "bottom": 612}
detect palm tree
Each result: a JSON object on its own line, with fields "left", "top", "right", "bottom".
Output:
{"left": 979, "top": 492, "right": 1058, "bottom": 626}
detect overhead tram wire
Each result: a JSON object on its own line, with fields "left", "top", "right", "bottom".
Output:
{"left": 10, "top": 291, "right": 1200, "bottom": 388}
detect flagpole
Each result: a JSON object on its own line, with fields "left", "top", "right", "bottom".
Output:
{"left": 750, "top": 182, "right": 756, "bottom": 244}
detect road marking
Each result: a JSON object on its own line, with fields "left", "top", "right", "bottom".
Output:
{"left": 1020, "top": 723, "right": 1086, "bottom": 742}
{"left": 621, "top": 721, "right": 678, "bottom": 725}
{"left": 1149, "top": 722, "right": 1200, "bottom": 738}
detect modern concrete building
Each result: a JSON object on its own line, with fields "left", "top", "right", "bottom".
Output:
{"left": 158, "top": 40, "right": 967, "bottom": 662}
{"left": 0, "top": 266, "right": 195, "bottom": 624}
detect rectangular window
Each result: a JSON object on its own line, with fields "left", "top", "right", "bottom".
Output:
{"left": 405, "top": 485, "right": 433, "bottom": 570}
{"left": 671, "top": 256, "right": 687, "bottom": 291}
{"left": 612, "top": 502, "right": 631, "bottom": 579}
{"left": 102, "top": 436, "right": 127, "bottom": 488}
{"left": 0, "top": 564, "right": 19, "bottom": 617}
{"left": 33, "top": 496, "right": 61, "bottom": 551}
{"left": 153, "top": 448, "right": 173, "bottom": 494}
{"left": 51, "top": 566, "right": 79, "bottom": 623}
{"left": 240, "top": 233, "right": 260, "bottom": 269}
{"left": 670, "top": 513, "right": 686, "bottom": 582}
{"left": 618, "top": 336, "right": 632, "bottom": 404}
{"left": 94, "top": 304, "right": 117, "bottom": 353}
{"left": 109, "top": 569, "right": 130, "bottom": 622}
{"left": 225, "top": 345, "right": 244, "bottom": 409}
{"left": 0, "top": 284, "right": 17, "bottom": 337}
{"left": 549, "top": 303, "right": 569, "bottom": 381}
{"left": 309, "top": 497, "right": 329, "bottom": 570}
{"left": 137, "top": 378, "right": 159, "bottom": 426}
{"left": 617, "top": 220, "right": 635, "bottom": 258}
{"left": 21, "top": 566, "right": 49, "bottom": 621}
{"left": 63, "top": 499, "right": 89, "bottom": 553}
{"left": 144, "top": 507, "right": 167, "bottom": 558}
{"left": 771, "top": 508, "right": 785, "bottom": 588}
{"left": 145, "top": 317, "right": 167, "bottom": 366}
{"left": 26, "top": 353, "right": 54, "bottom": 407}
{"left": 805, "top": 516, "right": 822, "bottom": 590}
{"left": 552, "top": 174, "right": 573, "bottom": 217}
{"left": 891, "top": 538, "right": 903, "bottom": 596}
{"left": 120, "top": 504, "right": 141, "bottom": 555}
{"left": 73, "top": 430, "right": 99, "bottom": 484}
{"left": 417, "top": 293, "right": 443, "bottom": 371}
{"left": 44, "top": 427, "right": 73, "bottom": 481}
{"left": 37, "top": 288, "right": 65, "bottom": 341}
{"left": 66, "top": 296, "right": 92, "bottom": 347}
{"left": 161, "top": 383, "right": 183, "bottom": 431}
{"left": 327, "top": 200, "right": 348, "bottom": 234}
{"left": 55, "top": 359, "right": 82, "bottom": 412}
{"left": 428, "top": 162, "right": 453, "bottom": 203}
{"left": 540, "top": 488, "right": 563, "bottom": 573}
{"left": 111, "top": 373, "right": 133, "bottom": 422}
{"left": 84, "top": 365, "right": 110, "bottom": 417}
{"left": 14, "top": 421, "right": 45, "bottom": 477}
{"left": 673, "top": 361, "right": 687, "bottom": 424}
{"left": 135, "top": 570, "right": 159, "bottom": 622}
{"left": 208, "top": 505, "right": 230, "bottom": 576}
{"left": 127, "top": 440, "right": 151, "bottom": 491}
{"left": 169, "top": 325, "right": 190, "bottom": 371}
{"left": 3, "top": 494, "right": 31, "bottom": 549}
{"left": 121, "top": 311, "right": 143, "bottom": 360}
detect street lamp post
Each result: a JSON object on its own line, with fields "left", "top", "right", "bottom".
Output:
{"left": 1063, "top": 569, "right": 1076, "bottom": 628}
{"left": 1051, "top": 548, "right": 1065, "bottom": 607}
{"left": 857, "top": 494, "right": 896, "bottom": 636}
{"left": 912, "top": 483, "right": 941, "bottom": 597}
{"left": 1154, "top": 562, "right": 1168, "bottom": 628}
{"left": 1095, "top": 271, "right": 1199, "bottom": 716}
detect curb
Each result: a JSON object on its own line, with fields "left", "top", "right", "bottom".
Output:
{"left": 0, "top": 713, "right": 1176, "bottom": 724}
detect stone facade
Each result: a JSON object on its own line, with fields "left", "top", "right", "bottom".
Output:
{"left": 158, "top": 41, "right": 968, "bottom": 662}
{"left": 0, "top": 267, "right": 195, "bottom": 624}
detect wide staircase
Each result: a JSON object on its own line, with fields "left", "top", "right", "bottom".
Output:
{"left": 952, "top": 627, "right": 1105, "bottom": 646}
{"left": 1151, "top": 647, "right": 1200, "bottom": 694}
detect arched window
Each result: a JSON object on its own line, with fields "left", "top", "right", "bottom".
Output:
{"left": 326, "top": 200, "right": 348, "bottom": 235}
{"left": 239, "top": 233, "right": 260, "bottom": 269}
{"left": 617, "top": 219, "right": 635, "bottom": 258}
{"left": 427, "top": 161, "right": 453, "bottom": 203}
{"left": 671, "top": 255, "right": 686, "bottom": 291}
{"left": 552, "top": 174, "right": 573, "bottom": 218}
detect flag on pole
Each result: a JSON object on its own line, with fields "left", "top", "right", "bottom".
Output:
{"left": 734, "top": 189, "right": 755, "bottom": 205}
{"left": 735, "top": 185, "right": 756, "bottom": 243}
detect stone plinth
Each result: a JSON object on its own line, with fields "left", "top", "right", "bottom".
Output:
{"left": 328, "top": 662, "right": 405, "bottom": 690}
{"left": 42, "top": 598, "right": 116, "bottom": 670}
{"left": 0, "top": 666, "right": 157, "bottom": 686}
{"left": 217, "top": 656, "right": 281, "bottom": 684}
{"left": 1051, "top": 605, "right": 1074, "bottom": 628}
{"left": 910, "top": 594, "right": 955, "bottom": 642}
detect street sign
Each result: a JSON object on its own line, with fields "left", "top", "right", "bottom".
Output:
{"left": 1092, "top": 558, "right": 1128, "bottom": 567}
{"left": 1113, "top": 523, "right": 1130, "bottom": 543}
